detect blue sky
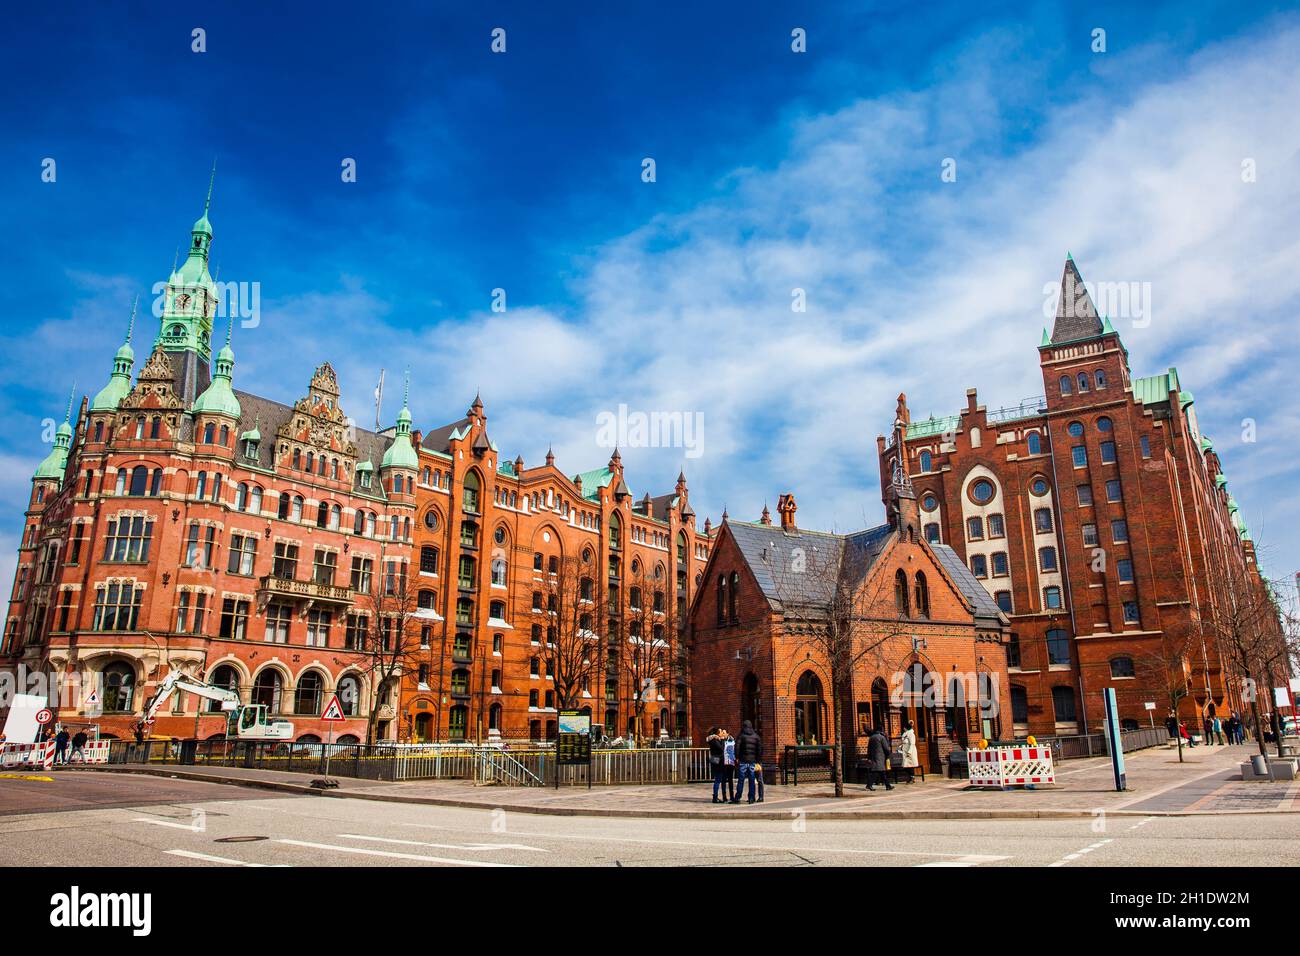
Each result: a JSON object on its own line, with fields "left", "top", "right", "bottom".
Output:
{"left": 2, "top": 0, "right": 1299, "bottom": 588}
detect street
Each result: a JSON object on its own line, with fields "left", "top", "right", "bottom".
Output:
{"left": 0, "top": 770, "right": 1296, "bottom": 867}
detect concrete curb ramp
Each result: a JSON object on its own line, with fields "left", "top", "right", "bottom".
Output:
{"left": 82, "top": 765, "right": 1299, "bottom": 821}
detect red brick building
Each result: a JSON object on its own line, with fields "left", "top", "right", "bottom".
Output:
{"left": 1, "top": 196, "right": 415, "bottom": 743}
{"left": 876, "top": 256, "right": 1265, "bottom": 737}
{"left": 689, "top": 472, "right": 1010, "bottom": 778}
{"left": 397, "top": 400, "right": 713, "bottom": 743}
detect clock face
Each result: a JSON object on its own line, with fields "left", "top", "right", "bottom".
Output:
{"left": 175, "top": 293, "right": 191, "bottom": 311}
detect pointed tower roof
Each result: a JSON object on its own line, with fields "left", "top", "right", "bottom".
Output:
{"left": 381, "top": 371, "right": 419, "bottom": 470}
{"left": 91, "top": 298, "right": 138, "bottom": 412}
{"left": 35, "top": 388, "right": 75, "bottom": 481}
{"left": 1050, "top": 255, "right": 1103, "bottom": 344}
{"left": 192, "top": 318, "right": 242, "bottom": 418}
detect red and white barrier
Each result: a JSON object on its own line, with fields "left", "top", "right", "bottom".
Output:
{"left": 1, "top": 740, "right": 57, "bottom": 770}
{"left": 66, "top": 740, "right": 112, "bottom": 765}
{"left": 966, "top": 745, "right": 1055, "bottom": 789}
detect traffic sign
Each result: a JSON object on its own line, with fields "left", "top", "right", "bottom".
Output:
{"left": 320, "top": 695, "right": 346, "bottom": 721}
{"left": 35, "top": 709, "right": 53, "bottom": 725}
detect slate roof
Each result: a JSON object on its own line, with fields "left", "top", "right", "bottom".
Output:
{"left": 420, "top": 416, "right": 474, "bottom": 454}
{"left": 1050, "top": 256, "right": 1104, "bottom": 344}
{"left": 929, "top": 544, "right": 1007, "bottom": 626}
{"left": 232, "top": 388, "right": 394, "bottom": 499}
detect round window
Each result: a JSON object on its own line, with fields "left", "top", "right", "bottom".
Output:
{"left": 970, "top": 479, "right": 995, "bottom": 504}
{"left": 493, "top": 526, "right": 506, "bottom": 544}
{"left": 1068, "top": 421, "right": 1084, "bottom": 437}
{"left": 922, "top": 494, "right": 938, "bottom": 512}
{"left": 1031, "top": 478, "right": 1049, "bottom": 496}
{"left": 423, "top": 510, "right": 439, "bottom": 531}
{"left": 1097, "top": 417, "right": 1112, "bottom": 432}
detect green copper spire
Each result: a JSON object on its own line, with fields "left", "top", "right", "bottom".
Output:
{"left": 91, "top": 300, "right": 138, "bottom": 412}
{"left": 35, "top": 386, "right": 75, "bottom": 482}
{"left": 382, "top": 370, "right": 418, "bottom": 470}
{"left": 159, "top": 170, "right": 218, "bottom": 363}
{"left": 191, "top": 317, "right": 242, "bottom": 418}
{"left": 1040, "top": 327, "right": 1051, "bottom": 347}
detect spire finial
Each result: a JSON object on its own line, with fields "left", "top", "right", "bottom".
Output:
{"left": 127, "top": 295, "right": 137, "bottom": 343}
{"left": 403, "top": 368, "right": 410, "bottom": 407}
{"left": 171, "top": 246, "right": 179, "bottom": 275}
{"left": 65, "top": 383, "right": 75, "bottom": 422}
{"left": 205, "top": 157, "right": 216, "bottom": 215}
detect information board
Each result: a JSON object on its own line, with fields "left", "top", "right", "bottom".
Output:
{"left": 557, "top": 710, "right": 592, "bottom": 766}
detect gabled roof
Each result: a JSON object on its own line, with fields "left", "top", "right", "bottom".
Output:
{"left": 419, "top": 416, "right": 474, "bottom": 454}
{"left": 574, "top": 466, "right": 614, "bottom": 501}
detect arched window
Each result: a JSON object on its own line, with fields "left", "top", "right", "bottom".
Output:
{"left": 306, "top": 452, "right": 315, "bottom": 473}
{"left": 716, "top": 574, "right": 727, "bottom": 626}
{"left": 317, "top": 502, "right": 329, "bottom": 528}
{"left": 249, "top": 486, "right": 262, "bottom": 513}
{"left": 1059, "top": 375, "right": 1073, "bottom": 396}
{"left": 491, "top": 557, "right": 507, "bottom": 587}
{"left": 252, "top": 670, "right": 283, "bottom": 713}
{"left": 1109, "top": 657, "right": 1135, "bottom": 679}
{"left": 1077, "top": 372, "right": 1090, "bottom": 393}
{"left": 128, "top": 465, "right": 148, "bottom": 496}
{"left": 729, "top": 571, "right": 739, "bottom": 623}
{"left": 463, "top": 471, "right": 481, "bottom": 513}
{"left": 913, "top": 572, "right": 929, "bottom": 618}
{"left": 354, "top": 510, "right": 365, "bottom": 535}
{"left": 149, "top": 468, "right": 163, "bottom": 496}
{"left": 220, "top": 425, "right": 229, "bottom": 445}
{"left": 967, "top": 516, "right": 984, "bottom": 540}
{"left": 337, "top": 674, "right": 360, "bottom": 716}
{"left": 102, "top": 662, "right": 136, "bottom": 712}
{"left": 278, "top": 493, "right": 290, "bottom": 520}
{"left": 1095, "top": 369, "right": 1107, "bottom": 389}
{"left": 295, "top": 672, "right": 323, "bottom": 715}
{"left": 291, "top": 496, "right": 303, "bottom": 521}
{"left": 794, "top": 671, "right": 825, "bottom": 745}
{"left": 894, "top": 569, "right": 910, "bottom": 616}
{"left": 150, "top": 416, "right": 162, "bottom": 439}
{"left": 1052, "top": 686, "right": 1077, "bottom": 724}
{"left": 235, "top": 483, "right": 249, "bottom": 511}
{"left": 203, "top": 422, "right": 215, "bottom": 444}
{"left": 923, "top": 522, "right": 940, "bottom": 543}
{"left": 207, "top": 665, "right": 241, "bottom": 712}
{"left": 292, "top": 448, "right": 301, "bottom": 470}
{"left": 1027, "top": 432, "right": 1042, "bottom": 455}
{"left": 919, "top": 449, "right": 932, "bottom": 472}
{"left": 489, "top": 702, "right": 502, "bottom": 731}
{"left": 93, "top": 420, "right": 103, "bottom": 442}
{"left": 330, "top": 504, "right": 341, "bottom": 530}
{"left": 609, "top": 512, "right": 622, "bottom": 550}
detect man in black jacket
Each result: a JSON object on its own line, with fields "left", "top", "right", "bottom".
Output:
{"left": 732, "top": 720, "right": 762, "bottom": 804}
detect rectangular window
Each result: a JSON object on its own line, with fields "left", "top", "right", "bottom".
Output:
{"left": 92, "top": 583, "right": 143, "bottom": 632}
{"left": 175, "top": 591, "right": 190, "bottom": 632}
{"left": 970, "top": 554, "right": 987, "bottom": 578}
{"left": 1111, "top": 519, "right": 1129, "bottom": 543}
{"left": 420, "top": 546, "right": 439, "bottom": 574}
{"left": 987, "top": 514, "right": 1005, "bottom": 538}
{"left": 991, "top": 552, "right": 1009, "bottom": 576}
{"left": 1100, "top": 441, "right": 1117, "bottom": 464}
{"left": 1117, "top": 559, "right": 1134, "bottom": 583}
{"left": 227, "top": 534, "right": 257, "bottom": 576}
{"left": 1046, "top": 627, "right": 1071, "bottom": 665}
{"left": 191, "top": 592, "right": 207, "bottom": 634}
{"left": 1081, "top": 523, "right": 1098, "bottom": 547}
{"left": 219, "top": 598, "right": 250, "bottom": 640}
{"left": 350, "top": 556, "right": 373, "bottom": 594}
{"left": 1105, "top": 479, "right": 1122, "bottom": 502}
{"left": 264, "top": 603, "right": 292, "bottom": 643}
{"left": 996, "top": 591, "right": 1013, "bottom": 614}
{"left": 273, "top": 542, "right": 299, "bottom": 579}
{"left": 1071, "top": 446, "right": 1087, "bottom": 468}
{"left": 1140, "top": 436, "right": 1151, "bottom": 459}
{"left": 1039, "top": 547, "right": 1057, "bottom": 572}
{"left": 1005, "top": 632, "right": 1020, "bottom": 665}
{"left": 1034, "top": 508, "right": 1053, "bottom": 533}
{"left": 1123, "top": 600, "right": 1140, "bottom": 624}
{"left": 345, "top": 613, "right": 368, "bottom": 650}
{"left": 102, "top": 516, "right": 154, "bottom": 563}
{"left": 306, "top": 609, "right": 332, "bottom": 647}
{"left": 1077, "top": 485, "right": 1093, "bottom": 507}
{"left": 1043, "top": 586, "right": 1063, "bottom": 610}
{"left": 967, "top": 517, "right": 984, "bottom": 541}
{"left": 313, "top": 549, "right": 337, "bottom": 586}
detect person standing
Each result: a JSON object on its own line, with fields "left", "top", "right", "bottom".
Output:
{"left": 722, "top": 730, "right": 737, "bottom": 803}
{"left": 1212, "top": 716, "right": 1225, "bottom": 746}
{"left": 897, "top": 720, "right": 919, "bottom": 783}
{"left": 1203, "top": 715, "right": 1215, "bottom": 747}
{"left": 707, "top": 728, "right": 727, "bottom": 804}
{"left": 732, "top": 720, "right": 762, "bottom": 804}
{"left": 53, "top": 728, "right": 70, "bottom": 767}
{"left": 69, "top": 730, "right": 89, "bottom": 764}
{"left": 865, "top": 726, "right": 894, "bottom": 791}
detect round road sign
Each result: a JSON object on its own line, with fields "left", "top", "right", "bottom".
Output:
{"left": 35, "top": 709, "right": 53, "bottom": 724}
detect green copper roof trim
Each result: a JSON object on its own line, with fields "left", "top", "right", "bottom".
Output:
{"left": 1227, "top": 495, "right": 1239, "bottom": 513}
{"left": 1180, "top": 390, "right": 1195, "bottom": 408}
{"left": 355, "top": 458, "right": 374, "bottom": 472}
{"left": 1101, "top": 315, "right": 1116, "bottom": 335}
{"left": 191, "top": 319, "right": 242, "bottom": 418}
{"left": 1214, "top": 474, "right": 1227, "bottom": 488}
{"left": 381, "top": 371, "right": 419, "bottom": 470}
{"left": 574, "top": 466, "right": 614, "bottom": 500}
{"left": 1199, "top": 436, "right": 1214, "bottom": 453}
{"left": 92, "top": 298, "right": 138, "bottom": 412}
{"left": 34, "top": 388, "right": 75, "bottom": 481}
{"left": 906, "top": 414, "right": 960, "bottom": 440}
{"left": 1040, "top": 328, "right": 1051, "bottom": 347}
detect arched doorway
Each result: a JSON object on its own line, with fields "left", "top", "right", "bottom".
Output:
{"left": 899, "top": 662, "right": 938, "bottom": 773}
{"left": 741, "top": 672, "right": 761, "bottom": 734}
{"left": 870, "top": 677, "right": 890, "bottom": 735}
{"left": 414, "top": 712, "right": 433, "bottom": 743}
{"left": 794, "top": 671, "right": 825, "bottom": 745}
{"left": 102, "top": 662, "right": 136, "bottom": 713}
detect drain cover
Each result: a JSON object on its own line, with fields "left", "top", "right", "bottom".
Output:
{"left": 214, "top": 836, "right": 269, "bottom": 843}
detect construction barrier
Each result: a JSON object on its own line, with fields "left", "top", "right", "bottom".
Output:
{"left": 64, "top": 740, "right": 112, "bottom": 765}
{"left": 966, "top": 745, "right": 1055, "bottom": 789}
{"left": 1, "top": 740, "right": 56, "bottom": 770}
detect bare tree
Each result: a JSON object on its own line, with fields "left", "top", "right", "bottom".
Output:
{"left": 541, "top": 554, "right": 605, "bottom": 712}
{"left": 621, "top": 567, "right": 678, "bottom": 745}
{"left": 352, "top": 558, "right": 424, "bottom": 747}
{"left": 1133, "top": 623, "right": 1199, "bottom": 762}
{"left": 762, "top": 536, "right": 910, "bottom": 798}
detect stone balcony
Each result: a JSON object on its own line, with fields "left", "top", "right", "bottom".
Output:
{"left": 257, "top": 575, "right": 355, "bottom": 608}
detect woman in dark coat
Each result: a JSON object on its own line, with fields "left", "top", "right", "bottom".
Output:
{"left": 707, "top": 728, "right": 728, "bottom": 804}
{"left": 865, "top": 727, "right": 894, "bottom": 792}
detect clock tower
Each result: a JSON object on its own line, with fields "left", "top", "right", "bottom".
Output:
{"left": 157, "top": 164, "right": 219, "bottom": 401}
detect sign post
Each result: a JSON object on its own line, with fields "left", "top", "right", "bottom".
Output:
{"left": 1102, "top": 688, "right": 1126, "bottom": 791}
{"left": 556, "top": 710, "right": 592, "bottom": 790}
{"left": 1143, "top": 701, "right": 1156, "bottom": 729}
{"left": 320, "top": 694, "right": 346, "bottom": 779}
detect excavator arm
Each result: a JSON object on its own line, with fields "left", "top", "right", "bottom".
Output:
{"left": 143, "top": 670, "right": 240, "bottom": 723}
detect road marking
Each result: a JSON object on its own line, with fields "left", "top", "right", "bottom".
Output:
{"left": 916, "top": 854, "right": 1010, "bottom": 867}
{"left": 1127, "top": 817, "right": 1156, "bottom": 830}
{"left": 165, "top": 849, "right": 287, "bottom": 867}
{"left": 0, "top": 774, "right": 53, "bottom": 781}
{"left": 133, "top": 817, "right": 203, "bottom": 831}
{"left": 1048, "top": 838, "right": 1113, "bottom": 867}
{"left": 337, "top": 833, "right": 548, "bottom": 853}
{"left": 276, "top": 839, "right": 517, "bottom": 867}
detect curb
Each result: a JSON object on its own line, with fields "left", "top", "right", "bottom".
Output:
{"left": 78, "top": 765, "right": 1300, "bottom": 821}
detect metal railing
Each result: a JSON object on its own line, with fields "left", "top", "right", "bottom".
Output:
{"left": 388, "top": 745, "right": 711, "bottom": 785}
{"left": 107, "top": 738, "right": 400, "bottom": 781}
{"left": 1039, "top": 725, "right": 1170, "bottom": 760}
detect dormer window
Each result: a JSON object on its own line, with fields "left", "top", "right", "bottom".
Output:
{"left": 244, "top": 439, "right": 259, "bottom": 459}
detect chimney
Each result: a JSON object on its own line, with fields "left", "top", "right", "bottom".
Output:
{"left": 777, "top": 493, "right": 797, "bottom": 532}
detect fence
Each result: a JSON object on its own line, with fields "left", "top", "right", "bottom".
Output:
{"left": 1042, "top": 725, "right": 1170, "bottom": 760}
{"left": 106, "top": 738, "right": 711, "bottom": 786}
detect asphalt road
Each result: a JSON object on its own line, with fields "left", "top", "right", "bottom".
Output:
{"left": 0, "top": 770, "right": 1297, "bottom": 867}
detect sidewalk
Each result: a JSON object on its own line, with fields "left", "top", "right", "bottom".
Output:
{"left": 87, "top": 742, "right": 1300, "bottom": 821}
